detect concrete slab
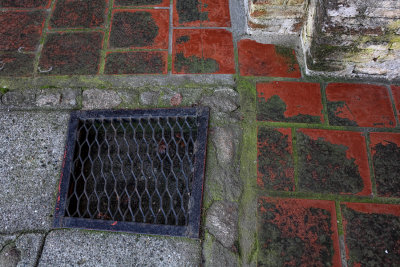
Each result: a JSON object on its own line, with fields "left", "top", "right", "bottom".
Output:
{"left": 0, "top": 111, "right": 69, "bottom": 233}
{"left": 38, "top": 229, "right": 201, "bottom": 267}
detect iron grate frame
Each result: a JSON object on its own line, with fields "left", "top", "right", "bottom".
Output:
{"left": 53, "top": 107, "right": 209, "bottom": 238}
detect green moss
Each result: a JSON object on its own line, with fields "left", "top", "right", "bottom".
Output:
{"left": 0, "top": 87, "right": 9, "bottom": 94}
{"left": 174, "top": 52, "right": 219, "bottom": 74}
{"left": 327, "top": 100, "right": 358, "bottom": 127}
{"left": 275, "top": 46, "right": 298, "bottom": 73}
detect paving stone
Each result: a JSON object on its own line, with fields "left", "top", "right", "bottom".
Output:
{"left": 205, "top": 201, "right": 238, "bottom": 249}
{"left": 326, "top": 83, "right": 396, "bottom": 127}
{"left": 0, "top": 53, "right": 35, "bottom": 77}
{"left": 257, "top": 197, "right": 340, "bottom": 266}
{"left": 13, "top": 233, "right": 44, "bottom": 267}
{"left": 391, "top": 85, "right": 400, "bottom": 122}
{"left": 173, "top": 0, "right": 231, "bottom": 27}
{"left": 38, "top": 229, "right": 201, "bottom": 266}
{"left": 370, "top": 132, "right": 400, "bottom": 197}
{"left": 297, "top": 129, "right": 372, "bottom": 195}
{"left": 0, "top": 11, "right": 46, "bottom": 52}
{"left": 238, "top": 39, "right": 301, "bottom": 78}
{"left": 211, "top": 126, "right": 236, "bottom": 165}
{"left": 341, "top": 202, "right": 400, "bottom": 266}
{"left": 257, "top": 81, "right": 323, "bottom": 123}
{"left": 82, "top": 89, "right": 122, "bottom": 109}
{"left": 203, "top": 234, "right": 238, "bottom": 267}
{"left": 0, "top": 111, "right": 69, "bottom": 233}
{"left": 109, "top": 10, "right": 169, "bottom": 49}
{"left": 1, "top": 90, "right": 36, "bottom": 107}
{"left": 172, "top": 29, "right": 235, "bottom": 74}
{"left": 0, "top": 0, "right": 51, "bottom": 8}
{"left": 114, "top": 0, "right": 169, "bottom": 7}
{"left": 139, "top": 91, "right": 159, "bottom": 106}
{"left": 257, "top": 127, "right": 295, "bottom": 191}
{"left": 50, "top": 0, "right": 107, "bottom": 29}
{"left": 0, "top": 235, "right": 16, "bottom": 249}
{"left": 39, "top": 32, "right": 103, "bottom": 75}
{"left": 105, "top": 51, "right": 167, "bottom": 75}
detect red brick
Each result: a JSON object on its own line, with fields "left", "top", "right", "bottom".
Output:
{"left": 257, "top": 81, "right": 323, "bottom": 123}
{"left": 341, "top": 202, "right": 400, "bottom": 266}
{"left": 50, "top": 0, "right": 108, "bottom": 29}
{"left": 369, "top": 132, "right": 400, "bottom": 198}
{"left": 38, "top": 32, "right": 104, "bottom": 75}
{"left": 326, "top": 83, "right": 396, "bottom": 128}
{"left": 172, "top": 29, "right": 235, "bottom": 74}
{"left": 173, "top": 0, "right": 230, "bottom": 27}
{"left": 109, "top": 10, "right": 169, "bottom": 49}
{"left": 114, "top": 0, "right": 169, "bottom": 7}
{"left": 0, "top": 11, "right": 46, "bottom": 52}
{"left": 391, "top": 85, "right": 400, "bottom": 122}
{"left": 104, "top": 51, "right": 167, "bottom": 75}
{"left": 297, "top": 129, "right": 372, "bottom": 196}
{"left": 258, "top": 197, "right": 340, "bottom": 266}
{"left": 0, "top": 0, "right": 51, "bottom": 8}
{"left": 257, "top": 127, "right": 294, "bottom": 191}
{"left": 238, "top": 39, "right": 301, "bottom": 78}
{"left": 0, "top": 53, "right": 34, "bottom": 77}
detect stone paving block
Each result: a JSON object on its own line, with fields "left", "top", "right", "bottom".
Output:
{"left": 257, "top": 197, "right": 340, "bottom": 266}
{"left": 370, "top": 132, "right": 400, "bottom": 198}
{"left": 50, "top": 0, "right": 107, "bottom": 29}
{"left": 173, "top": 0, "right": 231, "bottom": 27}
{"left": 257, "top": 127, "right": 294, "bottom": 191}
{"left": 109, "top": 9, "right": 169, "bottom": 49}
{"left": 257, "top": 81, "right": 323, "bottom": 123}
{"left": 0, "top": 0, "right": 51, "bottom": 8}
{"left": 114, "top": 0, "right": 169, "bottom": 7}
{"left": 38, "top": 32, "right": 103, "bottom": 75}
{"left": 391, "top": 85, "right": 400, "bottom": 121}
{"left": 172, "top": 29, "right": 235, "bottom": 74}
{"left": 38, "top": 230, "right": 201, "bottom": 266}
{"left": 82, "top": 89, "right": 122, "bottom": 109}
{"left": 105, "top": 51, "right": 167, "bottom": 75}
{"left": 238, "top": 39, "right": 301, "bottom": 78}
{"left": 0, "top": 11, "right": 46, "bottom": 52}
{"left": 0, "top": 53, "right": 35, "bottom": 77}
{"left": 297, "top": 129, "right": 372, "bottom": 195}
{"left": 326, "top": 83, "right": 396, "bottom": 127}
{"left": 0, "top": 111, "right": 69, "bottom": 233}
{"left": 341, "top": 202, "right": 400, "bottom": 266}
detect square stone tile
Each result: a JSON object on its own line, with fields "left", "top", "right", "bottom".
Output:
{"left": 105, "top": 51, "right": 167, "bottom": 74}
{"left": 172, "top": 29, "right": 234, "bottom": 74}
{"left": 257, "top": 81, "right": 323, "bottom": 123}
{"left": 326, "top": 83, "right": 396, "bottom": 128}
{"left": 258, "top": 197, "right": 340, "bottom": 266}
{"left": 341, "top": 202, "right": 400, "bottom": 266}
{"left": 297, "top": 129, "right": 372, "bottom": 196}
{"left": 0, "top": 53, "right": 34, "bottom": 76}
{"left": 238, "top": 39, "right": 301, "bottom": 78}
{"left": 370, "top": 132, "right": 400, "bottom": 198}
{"left": 257, "top": 127, "right": 294, "bottom": 191}
{"left": 109, "top": 9, "right": 169, "bottom": 49}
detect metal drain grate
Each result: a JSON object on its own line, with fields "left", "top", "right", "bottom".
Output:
{"left": 54, "top": 107, "right": 209, "bottom": 238}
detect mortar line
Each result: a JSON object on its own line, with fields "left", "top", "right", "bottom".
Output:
{"left": 32, "top": 0, "right": 57, "bottom": 78}
{"left": 291, "top": 127, "right": 299, "bottom": 191}
{"left": 335, "top": 200, "right": 344, "bottom": 235}
{"left": 98, "top": 0, "right": 115, "bottom": 74}
{"left": 33, "top": 231, "right": 50, "bottom": 267}
{"left": 321, "top": 82, "right": 330, "bottom": 126}
{"left": 365, "top": 132, "right": 378, "bottom": 197}
{"left": 386, "top": 84, "right": 400, "bottom": 127}
{"left": 334, "top": 200, "right": 348, "bottom": 267}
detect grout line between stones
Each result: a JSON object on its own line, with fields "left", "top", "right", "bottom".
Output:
{"left": 291, "top": 127, "right": 299, "bottom": 191}
{"left": 335, "top": 200, "right": 344, "bottom": 235}
{"left": 321, "top": 82, "right": 330, "bottom": 126}
{"left": 33, "top": 231, "right": 50, "bottom": 267}
{"left": 98, "top": 0, "right": 115, "bottom": 74}
{"left": 386, "top": 84, "right": 400, "bottom": 127}
{"left": 365, "top": 132, "right": 378, "bottom": 197}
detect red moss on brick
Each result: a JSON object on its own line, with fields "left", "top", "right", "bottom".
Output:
{"left": 50, "top": 0, "right": 108, "bottom": 29}
{"left": 109, "top": 9, "right": 169, "bottom": 49}
{"left": 172, "top": 29, "right": 234, "bottom": 74}
{"left": 0, "top": 53, "right": 34, "bottom": 77}
{"left": 0, "top": 0, "right": 51, "bottom": 8}
{"left": 0, "top": 11, "right": 46, "bottom": 52}
{"left": 297, "top": 129, "right": 372, "bottom": 196}
{"left": 258, "top": 197, "right": 340, "bottom": 266}
{"left": 391, "top": 85, "right": 400, "bottom": 122}
{"left": 114, "top": 0, "right": 169, "bottom": 7}
{"left": 257, "top": 81, "right": 323, "bottom": 123}
{"left": 326, "top": 83, "right": 396, "bottom": 128}
{"left": 238, "top": 39, "right": 301, "bottom": 78}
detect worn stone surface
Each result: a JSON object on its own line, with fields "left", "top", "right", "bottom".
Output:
{"left": 0, "top": 111, "right": 69, "bottom": 233}
{"left": 205, "top": 201, "right": 238, "bottom": 249}
{"left": 82, "top": 89, "right": 122, "bottom": 110}
{"left": 139, "top": 91, "right": 160, "bottom": 106}
{"left": 38, "top": 230, "right": 201, "bottom": 266}
{"left": 0, "top": 235, "right": 16, "bottom": 249}
{"left": 212, "top": 127, "right": 236, "bottom": 165}
{"left": 201, "top": 88, "right": 239, "bottom": 113}
{"left": 203, "top": 234, "right": 238, "bottom": 267}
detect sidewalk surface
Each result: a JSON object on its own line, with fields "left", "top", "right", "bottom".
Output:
{"left": 1, "top": 1, "right": 400, "bottom": 266}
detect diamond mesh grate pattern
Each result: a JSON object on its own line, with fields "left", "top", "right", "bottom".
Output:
{"left": 54, "top": 108, "right": 209, "bottom": 238}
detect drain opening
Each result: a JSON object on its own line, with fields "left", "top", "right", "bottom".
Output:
{"left": 54, "top": 107, "right": 209, "bottom": 238}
